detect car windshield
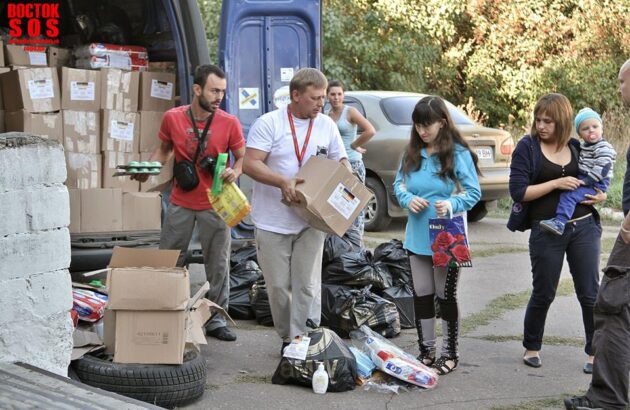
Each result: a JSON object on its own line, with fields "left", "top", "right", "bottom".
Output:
{"left": 381, "top": 96, "right": 475, "bottom": 126}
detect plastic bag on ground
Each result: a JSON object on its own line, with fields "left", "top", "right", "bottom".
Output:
{"left": 72, "top": 289, "right": 108, "bottom": 322}
{"left": 348, "top": 346, "right": 375, "bottom": 381}
{"left": 322, "top": 234, "right": 355, "bottom": 267}
{"left": 381, "top": 283, "right": 415, "bottom": 329}
{"left": 373, "top": 239, "right": 412, "bottom": 286}
{"left": 322, "top": 250, "right": 393, "bottom": 291}
{"left": 272, "top": 327, "right": 357, "bottom": 392}
{"left": 228, "top": 260, "right": 263, "bottom": 319}
{"left": 230, "top": 244, "right": 258, "bottom": 267}
{"left": 350, "top": 325, "right": 438, "bottom": 389}
{"left": 321, "top": 284, "right": 401, "bottom": 338}
{"left": 249, "top": 279, "right": 273, "bottom": 326}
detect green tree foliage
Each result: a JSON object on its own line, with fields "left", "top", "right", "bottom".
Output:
{"left": 198, "top": 0, "right": 222, "bottom": 63}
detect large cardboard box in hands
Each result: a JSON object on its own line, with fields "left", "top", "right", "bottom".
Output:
{"left": 105, "top": 247, "right": 232, "bottom": 364}
{"left": 288, "top": 156, "right": 373, "bottom": 236}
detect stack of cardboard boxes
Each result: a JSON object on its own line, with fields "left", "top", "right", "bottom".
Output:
{"left": 0, "top": 43, "right": 177, "bottom": 235}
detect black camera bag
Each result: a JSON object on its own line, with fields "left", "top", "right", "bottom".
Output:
{"left": 173, "top": 108, "right": 214, "bottom": 191}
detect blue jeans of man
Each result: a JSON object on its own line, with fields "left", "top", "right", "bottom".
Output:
{"left": 524, "top": 214, "right": 601, "bottom": 355}
{"left": 555, "top": 176, "right": 609, "bottom": 224}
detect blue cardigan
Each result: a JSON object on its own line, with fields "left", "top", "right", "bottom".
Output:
{"left": 394, "top": 144, "right": 481, "bottom": 256}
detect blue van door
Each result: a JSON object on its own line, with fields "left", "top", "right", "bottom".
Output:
{"left": 218, "top": 0, "right": 322, "bottom": 136}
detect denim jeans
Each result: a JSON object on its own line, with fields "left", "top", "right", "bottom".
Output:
{"left": 524, "top": 214, "right": 601, "bottom": 355}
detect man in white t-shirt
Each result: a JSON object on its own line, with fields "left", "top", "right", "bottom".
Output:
{"left": 243, "top": 68, "right": 348, "bottom": 353}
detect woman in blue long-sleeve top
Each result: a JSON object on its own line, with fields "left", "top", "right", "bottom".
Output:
{"left": 394, "top": 96, "right": 481, "bottom": 375}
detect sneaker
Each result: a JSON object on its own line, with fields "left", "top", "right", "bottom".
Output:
{"left": 563, "top": 395, "right": 603, "bottom": 409}
{"left": 539, "top": 218, "right": 565, "bottom": 236}
{"left": 206, "top": 326, "right": 237, "bottom": 341}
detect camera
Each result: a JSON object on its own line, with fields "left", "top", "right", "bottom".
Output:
{"left": 199, "top": 155, "right": 217, "bottom": 173}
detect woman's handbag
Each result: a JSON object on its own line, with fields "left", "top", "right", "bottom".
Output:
{"left": 429, "top": 214, "right": 472, "bottom": 268}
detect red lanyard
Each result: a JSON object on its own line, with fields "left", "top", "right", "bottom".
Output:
{"left": 287, "top": 105, "right": 313, "bottom": 166}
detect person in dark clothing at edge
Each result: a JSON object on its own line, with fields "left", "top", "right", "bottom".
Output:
{"left": 564, "top": 58, "right": 630, "bottom": 410}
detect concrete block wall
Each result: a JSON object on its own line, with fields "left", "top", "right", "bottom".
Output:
{"left": 0, "top": 133, "right": 73, "bottom": 376}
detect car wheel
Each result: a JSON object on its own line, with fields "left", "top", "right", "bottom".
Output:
{"left": 467, "top": 201, "right": 488, "bottom": 223}
{"left": 364, "top": 176, "right": 392, "bottom": 231}
{"left": 71, "top": 350, "right": 206, "bottom": 408}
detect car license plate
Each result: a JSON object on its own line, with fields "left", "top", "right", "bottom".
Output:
{"left": 475, "top": 147, "right": 493, "bottom": 160}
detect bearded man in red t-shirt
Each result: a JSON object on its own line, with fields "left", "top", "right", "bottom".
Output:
{"left": 135, "top": 64, "right": 245, "bottom": 341}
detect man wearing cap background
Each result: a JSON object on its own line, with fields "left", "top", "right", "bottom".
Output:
{"left": 565, "top": 58, "right": 630, "bottom": 410}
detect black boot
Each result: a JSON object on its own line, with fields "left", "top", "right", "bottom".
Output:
{"left": 413, "top": 294, "right": 436, "bottom": 365}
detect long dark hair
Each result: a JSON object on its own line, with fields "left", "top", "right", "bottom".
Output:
{"left": 402, "top": 96, "right": 481, "bottom": 181}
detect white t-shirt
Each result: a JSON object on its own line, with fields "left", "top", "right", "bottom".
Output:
{"left": 247, "top": 105, "right": 347, "bottom": 234}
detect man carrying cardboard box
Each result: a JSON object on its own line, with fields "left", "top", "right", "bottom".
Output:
{"left": 243, "top": 68, "right": 349, "bottom": 353}
{"left": 134, "top": 65, "right": 244, "bottom": 342}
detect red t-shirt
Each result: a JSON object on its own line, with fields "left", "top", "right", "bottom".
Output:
{"left": 159, "top": 105, "right": 245, "bottom": 210}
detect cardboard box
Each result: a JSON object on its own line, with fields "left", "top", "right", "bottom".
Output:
{"left": 62, "top": 110, "right": 100, "bottom": 154}
{"left": 122, "top": 192, "right": 162, "bottom": 231}
{"left": 100, "top": 68, "right": 139, "bottom": 112}
{"left": 139, "top": 152, "right": 173, "bottom": 193}
{"left": 138, "top": 111, "right": 165, "bottom": 152}
{"left": 139, "top": 71, "right": 175, "bottom": 112}
{"left": 5, "top": 110, "right": 62, "bottom": 141}
{"left": 289, "top": 156, "right": 373, "bottom": 236}
{"left": 61, "top": 68, "right": 101, "bottom": 111}
{"left": 101, "top": 110, "right": 139, "bottom": 153}
{"left": 102, "top": 151, "right": 140, "bottom": 192}
{"left": 48, "top": 46, "right": 72, "bottom": 67}
{"left": 5, "top": 45, "right": 47, "bottom": 66}
{"left": 80, "top": 188, "right": 123, "bottom": 232}
{"left": 0, "top": 67, "right": 60, "bottom": 112}
{"left": 68, "top": 188, "right": 81, "bottom": 233}
{"left": 65, "top": 152, "right": 102, "bottom": 189}
{"left": 0, "top": 40, "right": 4, "bottom": 66}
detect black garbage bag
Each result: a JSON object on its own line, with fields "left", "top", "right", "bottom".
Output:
{"left": 382, "top": 283, "right": 415, "bottom": 329}
{"left": 322, "top": 250, "right": 393, "bottom": 291}
{"left": 320, "top": 284, "right": 401, "bottom": 338}
{"left": 249, "top": 279, "right": 273, "bottom": 326}
{"left": 322, "top": 234, "right": 355, "bottom": 267}
{"left": 373, "top": 239, "right": 412, "bottom": 285}
{"left": 272, "top": 327, "right": 357, "bottom": 392}
{"left": 228, "top": 260, "right": 263, "bottom": 320}
{"left": 230, "top": 244, "right": 258, "bottom": 267}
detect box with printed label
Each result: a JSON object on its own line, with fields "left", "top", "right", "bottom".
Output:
{"left": 5, "top": 110, "right": 62, "bottom": 141}
{"left": 61, "top": 68, "right": 101, "bottom": 111}
{"left": 47, "top": 46, "right": 72, "bottom": 67}
{"left": 138, "top": 111, "right": 165, "bottom": 152}
{"left": 62, "top": 110, "right": 100, "bottom": 154}
{"left": 102, "top": 151, "right": 140, "bottom": 192}
{"left": 100, "top": 68, "right": 139, "bottom": 112}
{"left": 80, "top": 188, "right": 123, "bottom": 232}
{"left": 101, "top": 110, "right": 139, "bottom": 153}
{"left": 139, "top": 71, "right": 176, "bottom": 112}
{"left": 288, "top": 156, "right": 373, "bottom": 237}
{"left": 122, "top": 192, "right": 161, "bottom": 231}
{"left": 65, "top": 152, "right": 102, "bottom": 189}
{"left": 5, "top": 45, "right": 47, "bottom": 67}
{"left": 0, "top": 67, "right": 60, "bottom": 112}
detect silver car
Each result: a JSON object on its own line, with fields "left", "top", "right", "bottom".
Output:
{"left": 342, "top": 91, "right": 514, "bottom": 231}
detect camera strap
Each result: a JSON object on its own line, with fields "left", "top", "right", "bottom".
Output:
{"left": 187, "top": 107, "right": 214, "bottom": 165}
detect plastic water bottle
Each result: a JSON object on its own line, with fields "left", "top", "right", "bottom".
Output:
{"left": 312, "top": 361, "right": 329, "bottom": 394}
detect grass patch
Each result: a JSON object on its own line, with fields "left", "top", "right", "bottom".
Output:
{"left": 462, "top": 278, "right": 575, "bottom": 334}
{"left": 473, "top": 334, "right": 584, "bottom": 347}
{"left": 472, "top": 245, "right": 528, "bottom": 258}
{"left": 491, "top": 396, "right": 565, "bottom": 410}
{"left": 204, "top": 383, "right": 220, "bottom": 391}
{"left": 234, "top": 373, "right": 273, "bottom": 384}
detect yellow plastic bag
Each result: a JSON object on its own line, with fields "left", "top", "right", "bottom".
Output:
{"left": 207, "top": 182, "right": 251, "bottom": 227}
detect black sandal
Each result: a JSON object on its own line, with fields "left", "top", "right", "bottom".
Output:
{"left": 417, "top": 352, "right": 436, "bottom": 367}
{"left": 432, "top": 356, "right": 458, "bottom": 375}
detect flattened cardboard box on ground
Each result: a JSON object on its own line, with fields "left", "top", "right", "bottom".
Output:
{"left": 62, "top": 110, "right": 100, "bottom": 154}
{"left": 104, "top": 248, "right": 232, "bottom": 364}
{"left": 61, "top": 68, "right": 101, "bottom": 111}
{"left": 0, "top": 67, "right": 60, "bottom": 112}
{"left": 290, "top": 156, "right": 373, "bottom": 237}
{"left": 5, "top": 110, "right": 63, "bottom": 141}
{"left": 139, "top": 71, "right": 176, "bottom": 112}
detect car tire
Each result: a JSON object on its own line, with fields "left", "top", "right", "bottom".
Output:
{"left": 467, "top": 201, "right": 488, "bottom": 223}
{"left": 71, "top": 350, "right": 206, "bottom": 409}
{"left": 365, "top": 176, "right": 392, "bottom": 231}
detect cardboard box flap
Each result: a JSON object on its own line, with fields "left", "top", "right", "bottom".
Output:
{"left": 108, "top": 246, "right": 180, "bottom": 268}
{"left": 187, "top": 281, "right": 210, "bottom": 311}
{"left": 187, "top": 298, "right": 236, "bottom": 346}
